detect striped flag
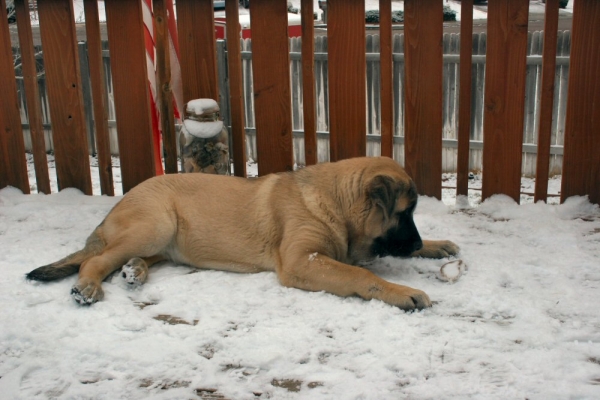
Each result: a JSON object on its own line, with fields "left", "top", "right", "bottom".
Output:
{"left": 141, "top": 0, "right": 184, "bottom": 175}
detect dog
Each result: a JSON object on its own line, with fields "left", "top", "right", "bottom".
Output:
{"left": 27, "top": 157, "right": 459, "bottom": 310}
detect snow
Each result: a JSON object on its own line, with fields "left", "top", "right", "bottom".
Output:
{"left": 2, "top": 158, "right": 600, "bottom": 399}
{"left": 183, "top": 120, "right": 224, "bottom": 140}
{"left": 186, "top": 99, "right": 220, "bottom": 117}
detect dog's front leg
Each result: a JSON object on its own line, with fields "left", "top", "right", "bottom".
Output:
{"left": 278, "top": 251, "right": 431, "bottom": 310}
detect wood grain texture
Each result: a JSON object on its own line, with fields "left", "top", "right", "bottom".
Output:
{"left": 379, "top": 0, "right": 393, "bottom": 158}
{"left": 561, "top": 0, "right": 600, "bottom": 205}
{"left": 250, "top": 0, "right": 294, "bottom": 175}
{"left": 175, "top": 0, "right": 219, "bottom": 103}
{"left": 0, "top": 0, "right": 29, "bottom": 193}
{"left": 403, "top": 0, "right": 443, "bottom": 199}
{"left": 225, "top": 0, "right": 247, "bottom": 177}
{"left": 328, "top": 0, "right": 366, "bottom": 162}
{"left": 534, "top": 0, "right": 559, "bottom": 203}
{"left": 456, "top": 0, "right": 473, "bottom": 197}
{"left": 105, "top": 0, "right": 155, "bottom": 193}
{"left": 83, "top": 0, "right": 114, "bottom": 195}
{"left": 301, "top": 0, "right": 317, "bottom": 165}
{"left": 38, "top": 0, "right": 92, "bottom": 194}
{"left": 153, "top": 0, "right": 177, "bottom": 174}
{"left": 14, "top": 0, "right": 50, "bottom": 194}
{"left": 481, "top": 0, "right": 529, "bottom": 203}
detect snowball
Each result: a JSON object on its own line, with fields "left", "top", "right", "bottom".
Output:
{"left": 183, "top": 119, "right": 223, "bottom": 139}
{"left": 186, "top": 99, "right": 220, "bottom": 116}
{"left": 437, "top": 259, "right": 467, "bottom": 283}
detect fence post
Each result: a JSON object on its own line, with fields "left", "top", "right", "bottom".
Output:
{"left": 301, "top": 0, "right": 318, "bottom": 165}
{"left": 14, "top": 0, "right": 50, "bottom": 194}
{"left": 561, "top": 0, "right": 600, "bottom": 205}
{"left": 456, "top": 0, "right": 473, "bottom": 198}
{"left": 105, "top": 0, "right": 156, "bottom": 192}
{"left": 403, "top": 0, "right": 443, "bottom": 199}
{"left": 534, "top": 0, "right": 559, "bottom": 203}
{"left": 83, "top": 0, "right": 114, "bottom": 196}
{"left": 38, "top": 0, "right": 92, "bottom": 194}
{"left": 217, "top": 41, "right": 231, "bottom": 129}
{"left": 328, "top": 0, "right": 366, "bottom": 161}
{"left": 379, "top": 0, "right": 394, "bottom": 158}
{"left": 0, "top": 0, "right": 30, "bottom": 194}
{"left": 78, "top": 42, "right": 96, "bottom": 155}
{"left": 176, "top": 0, "right": 219, "bottom": 102}
{"left": 250, "top": 0, "right": 294, "bottom": 175}
{"left": 224, "top": 0, "right": 247, "bottom": 177}
{"left": 153, "top": 0, "right": 178, "bottom": 174}
{"left": 481, "top": 0, "right": 529, "bottom": 203}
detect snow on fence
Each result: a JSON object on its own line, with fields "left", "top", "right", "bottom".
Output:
{"left": 15, "top": 31, "right": 571, "bottom": 177}
{"left": 1, "top": 0, "right": 599, "bottom": 205}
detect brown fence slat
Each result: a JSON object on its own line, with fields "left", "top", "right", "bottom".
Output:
{"left": 176, "top": 0, "right": 219, "bottom": 103}
{"left": 534, "top": 0, "right": 559, "bottom": 203}
{"left": 456, "top": 0, "right": 473, "bottom": 198}
{"left": 0, "top": 0, "right": 29, "bottom": 194}
{"left": 225, "top": 0, "right": 247, "bottom": 177}
{"left": 403, "top": 0, "right": 443, "bottom": 199}
{"left": 38, "top": 0, "right": 92, "bottom": 195}
{"left": 328, "top": 0, "right": 366, "bottom": 162}
{"left": 14, "top": 0, "right": 50, "bottom": 194}
{"left": 105, "top": 0, "right": 155, "bottom": 192}
{"left": 301, "top": 0, "right": 317, "bottom": 165}
{"left": 481, "top": 0, "right": 529, "bottom": 203}
{"left": 561, "top": 0, "right": 600, "bottom": 205}
{"left": 379, "top": 0, "right": 393, "bottom": 158}
{"left": 250, "top": 0, "right": 294, "bottom": 175}
{"left": 83, "top": 0, "right": 114, "bottom": 195}
{"left": 153, "top": 0, "right": 177, "bottom": 174}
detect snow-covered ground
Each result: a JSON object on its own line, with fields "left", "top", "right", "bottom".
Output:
{"left": 1, "top": 157, "right": 599, "bottom": 399}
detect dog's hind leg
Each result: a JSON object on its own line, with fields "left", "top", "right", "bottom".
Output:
{"left": 70, "top": 245, "right": 135, "bottom": 304}
{"left": 71, "top": 229, "right": 175, "bottom": 304}
{"left": 120, "top": 255, "right": 166, "bottom": 287}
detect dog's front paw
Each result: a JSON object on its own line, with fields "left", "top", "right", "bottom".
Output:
{"left": 386, "top": 288, "right": 432, "bottom": 310}
{"left": 121, "top": 258, "right": 148, "bottom": 287}
{"left": 412, "top": 240, "right": 460, "bottom": 259}
{"left": 71, "top": 280, "right": 104, "bottom": 305}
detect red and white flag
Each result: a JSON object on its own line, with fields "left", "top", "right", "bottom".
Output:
{"left": 142, "top": 0, "right": 184, "bottom": 175}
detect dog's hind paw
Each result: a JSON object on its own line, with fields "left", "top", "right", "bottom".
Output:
{"left": 121, "top": 258, "right": 148, "bottom": 287}
{"left": 71, "top": 281, "right": 104, "bottom": 305}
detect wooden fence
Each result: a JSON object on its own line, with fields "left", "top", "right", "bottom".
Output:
{"left": 14, "top": 30, "right": 571, "bottom": 178}
{"left": 217, "top": 30, "right": 571, "bottom": 177}
{"left": 1, "top": 0, "right": 599, "bottom": 205}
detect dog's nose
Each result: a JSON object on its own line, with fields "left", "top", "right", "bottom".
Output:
{"left": 413, "top": 240, "right": 423, "bottom": 252}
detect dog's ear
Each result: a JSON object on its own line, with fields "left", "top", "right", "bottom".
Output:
{"left": 368, "top": 175, "right": 400, "bottom": 221}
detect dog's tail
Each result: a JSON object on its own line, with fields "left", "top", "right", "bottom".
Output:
{"left": 26, "top": 227, "right": 105, "bottom": 281}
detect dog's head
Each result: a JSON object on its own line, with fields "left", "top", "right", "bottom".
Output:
{"left": 365, "top": 169, "right": 422, "bottom": 258}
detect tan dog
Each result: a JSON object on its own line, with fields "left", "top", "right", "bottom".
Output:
{"left": 27, "top": 157, "right": 459, "bottom": 310}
